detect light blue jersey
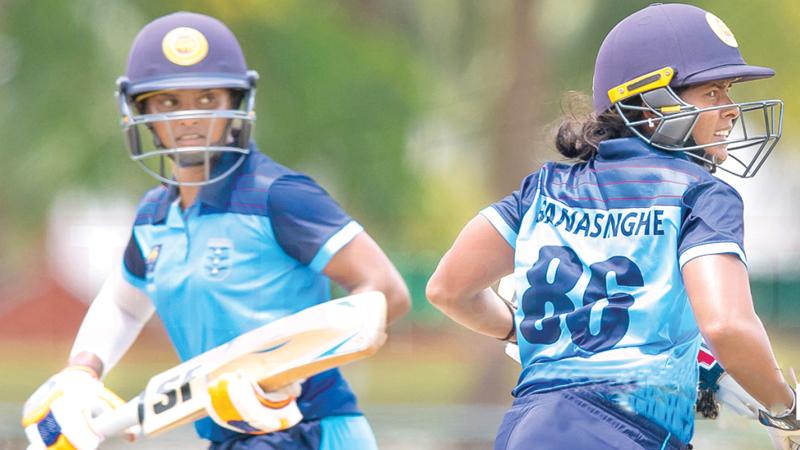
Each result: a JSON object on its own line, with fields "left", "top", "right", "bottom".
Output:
{"left": 122, "top": 146, "right": 366, "bottom": 443}
{"left": 482, "top": 138, "right": 746, "bottom": 443}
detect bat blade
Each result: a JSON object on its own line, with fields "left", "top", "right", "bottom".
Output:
{"left": 92, "top": 291, "right": 387, "bottom": 439}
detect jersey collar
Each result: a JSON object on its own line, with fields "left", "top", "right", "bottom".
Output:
{"left": 150, "top": 143, "right": 256, "bottom": 223}
{"left": 596, "top": 137, "right": 688, "bottom": 161}
{"left": 195, "top": 148, "right": 249, "bottom": 210}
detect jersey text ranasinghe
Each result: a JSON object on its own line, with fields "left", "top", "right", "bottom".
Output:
{"left": 536, "top": 198, "right": 665, "bottom": 238}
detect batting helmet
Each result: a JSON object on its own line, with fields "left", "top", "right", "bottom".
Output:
{"left": 117, "top": 12, "right": 258, "bottom": 186}
{"left": 593, "top": 3, "right": 782, "bottom": 178}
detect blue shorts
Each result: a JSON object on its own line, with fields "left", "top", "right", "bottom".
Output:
{"left": 209, "top": 415, "right": 378, "bottom": 450}
{"left": 494, "top": 388, "right": 690, "bottom": 450}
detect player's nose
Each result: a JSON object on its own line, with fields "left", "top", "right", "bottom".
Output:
{"left": 176, "top": 115, "right": 200, "bottom": 127}
{"left": 719, "top": 93, "right": 740, "bottom": 120}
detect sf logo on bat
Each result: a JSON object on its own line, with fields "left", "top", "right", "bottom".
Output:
{"left": 147, "top": 364, "right": 204, "bottom": 415}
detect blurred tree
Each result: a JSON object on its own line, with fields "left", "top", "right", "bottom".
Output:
{"left": 491, "top": 0, "right": 547, "bottom": 197}
{"left": 1, "top": 0, "right": 797, "bottom": 281}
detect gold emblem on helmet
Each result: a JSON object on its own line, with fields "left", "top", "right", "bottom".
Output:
{"left": 705, "top": 12, "right": 738, "bottom": 48}
{"left": 162, "top": 27, "right": 209, "bottom": 66}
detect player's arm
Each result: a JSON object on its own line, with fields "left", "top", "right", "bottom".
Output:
{"left": 323, "top": 232, "right": 410, "bottom": 324}
{"left": 268, "top": 173, "right": 410, "bottom": 324}
{"left": 69, "top": 264, "right": 155, "bottom": 377}
{"left": 683, "top": 254, "right": 793, "bottom": 413}
{"left": 23, "top": 265, "right": 154, "bottom": 449}
{"left": 426, "top": 215, "right": 515, "bottom": 340}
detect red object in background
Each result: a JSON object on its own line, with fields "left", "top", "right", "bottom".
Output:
{"left": 0, "top": 274, "right": 168, "bottom": 346}
{"left": 0, "top": 275, "right": 86, "bottom": 340}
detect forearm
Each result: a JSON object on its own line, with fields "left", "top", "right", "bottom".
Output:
{"left": 684, "top": 254, "right": 794, "bottom": 413}
{"left": 323, "top": 233, "right": 412, "bottom": 326}
{"left": 348, "top": 272, "right": 410, "bottom": 325}
{"left": 427, "top": 216, "right": 515, "bottom": 339}
{"left": 703, "top": 316, "right": 793, "bottom": 413}
{"left": 70, "top": 299, "right": 149, "bottom": 377}
{"left": 70, "top": 267, "right": 154, "bottom": 377}
{"left": 429, "top": 286, "right": 514, "bottom": 340}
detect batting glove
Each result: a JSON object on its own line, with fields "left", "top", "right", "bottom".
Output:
{"left": 206, "top": 371, "right": 303, "bottom": 435}
{"left": 759, "top": 369, "right": 799, "bottom": 450}
{"left": 22, "top": 367, "right": 124, "bottom": 450}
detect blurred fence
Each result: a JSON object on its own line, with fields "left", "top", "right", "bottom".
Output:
{"left": 752, "top": 277, "right": 800, "bottom": 330}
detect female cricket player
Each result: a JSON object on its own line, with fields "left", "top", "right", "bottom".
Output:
{"left": 22, "top": 12, "right": 410, "bottom": 450}
{"left": 427, "top": 4, "right": 798, "bottom": 449}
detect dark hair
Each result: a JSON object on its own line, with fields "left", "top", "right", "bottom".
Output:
{"left": 554, "top": 92, "right": 641, "bottom": 161}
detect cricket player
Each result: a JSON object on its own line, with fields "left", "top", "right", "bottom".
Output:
{"left": 427, "top": 4, "right": 798, "bottom": 449}
{"left": 23, "top": 12, "right": 410, "bottom": 450}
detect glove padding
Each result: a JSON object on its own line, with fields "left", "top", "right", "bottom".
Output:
{"left": 206, "top": 371, "right": 303, "bottom": 435}
{"left": 759, "top": 368, "right": 799, "bottom": 450}
{"left": 759, "top": 405, "right": 800, "bottom": 450}
{"left": 22, "top": 367, "right": 123, "bottom": 450}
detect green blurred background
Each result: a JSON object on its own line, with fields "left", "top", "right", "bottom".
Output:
{"left": 1, "top": 0, "right": 799, "bottom": 448}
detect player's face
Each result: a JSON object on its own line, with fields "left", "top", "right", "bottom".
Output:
{"left": 679, "top": 80, "right": 739, "bottom": 162}
{"left": 144, "top": 89, "right": 233, "bottom": 148}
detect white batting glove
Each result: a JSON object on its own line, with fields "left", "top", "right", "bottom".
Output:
{"left": 206, "top": 371, "right": 303, "bottom": 435}
{"left": 717, "top": 374, "right": 763, "bottom": 418}
{"left": 22, "top": 367, "right": 124, "bottom": 450}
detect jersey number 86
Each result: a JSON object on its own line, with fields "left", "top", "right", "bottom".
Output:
{"left": 520, "top": 245, "right": 644, "bottom": 353}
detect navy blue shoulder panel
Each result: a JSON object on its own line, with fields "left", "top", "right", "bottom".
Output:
{"left": 490, "top": 170, "right": 540, "bottom": 234}
{"left": 539, "top": 154, "right": 709, "bottom": 210}
{"left": 678, "top": 172, "right": 744, "bottom": 256}
{"left": 133, "top": 186, "right": 172, "bottom": 226}
{"left": 123, "top": 233, "right": 146, "bottom": 280}
{"left": 268, "top": 174, "right": 353, "bottom": 265}
{"left": 224, "top": 151, "right": 295, "bottom": 216}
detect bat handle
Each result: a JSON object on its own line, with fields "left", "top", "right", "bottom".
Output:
{"left": 93, "top": 400, "right": 141, "bottom": 439}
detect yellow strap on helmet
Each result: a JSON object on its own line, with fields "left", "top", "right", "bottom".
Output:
{"left": 607, "top": 67, "right": 675, "bottom": 105}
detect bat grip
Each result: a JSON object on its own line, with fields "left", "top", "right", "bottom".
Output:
{"left": 93, "top": 400, "right": 141, "bottom": 439}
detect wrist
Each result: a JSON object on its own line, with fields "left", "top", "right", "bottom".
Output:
{"left": 497, "top": 298, "right": 517, "bottom": 343}
{"left": 68, "top": 352, "right": 104, "bottom": 379}
{"left": 64, "top": 365, "right": 101, "bottom": 380}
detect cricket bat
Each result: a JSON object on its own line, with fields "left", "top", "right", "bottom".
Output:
{"left": 92, "top": 291, "right": 387, "bottom": 439}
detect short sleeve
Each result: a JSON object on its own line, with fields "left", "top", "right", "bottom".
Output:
{"left": 122, "top": 232, "right": 148, "bottom": 291}
{"left": 480, "top": 171, "right": 540, "bottom": 248}
{"left": 678, "top": 180, "right": 746, "bottom": 268}
{"left": 268, "top": 174, "right": 363, "bottom": 272}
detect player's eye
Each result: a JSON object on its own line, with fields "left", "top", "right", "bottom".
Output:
{"left": 198, "top": 93, "right": 217, "bottom": 107}
{"left": 158, "top": 97, "right": 178, "bottom": 109}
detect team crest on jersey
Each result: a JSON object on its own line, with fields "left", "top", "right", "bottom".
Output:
{"left": 204, "top": 238, "right": 233, "bottom": 281}
{"left": 145, "top": 245, "right": 162, "bottom": 275}
{"left": 162, "top": 27, "right": 209, "bottom": 66}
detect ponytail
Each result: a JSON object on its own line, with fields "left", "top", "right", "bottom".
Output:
{"left": 554, "top": 92, "right": 641, "bottom": 161}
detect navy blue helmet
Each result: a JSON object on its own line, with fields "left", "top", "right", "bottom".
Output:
{"left": 117, "top": 12, "right": 258, "bottom": 186}
{"left": 593, "top": 3, "right": 782, "bottom": 178}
